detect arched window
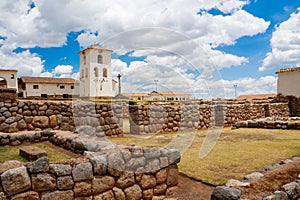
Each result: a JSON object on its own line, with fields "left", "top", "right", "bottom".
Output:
{"left": 0, "top": 78, "right": 7, "bottom": 89}
{"left": 94, "top": 67, "right": 99, "bottom": 77}
{"left": 103, "top": 68, "right": 107, "bottom": 78}
{"left": 10, "top": 74, "right": 14, "bottom": 79}
{"left": 97, "top": 55, "right": 103, "bottom": 64}
{"left": 85, "top": 68, "right": 88, "bottom": 78}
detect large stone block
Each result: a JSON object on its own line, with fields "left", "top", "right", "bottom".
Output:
{"left": 90, "top": 155, "right": 108, "bottom": 175}
{"left": 139, "top": 174, "right": 156, "bottom": 190}
{"left": 74, "top": 181, "right": 92, "bottom": 197}
{"left": 31, "top": 173, "right": 56, "bottom": 191}
{"left": 72, "top": 163, "right": 93, "bottom": 182}
{"left": 166, "top": 165, "right": 178, "bottom": 186}
{"left": 113, "top": 187, "right": 125, "bottom": 200}
{"left": 1, "top": 166, "right": 31, "bottom": 196}
{"left": 57, "top": 176, "right": 74, "bottom": 190}
{"left": 19, "top": 146, "right": 47, "bottom": 161}
{"left": 211, "top": 186, "right": 241, "bottom": 200}
{"left": 124, "top": 184, "right": 142, "bottom": 200}
{"left": 11, "top": 191, "right": 39, "bottom": 200}
{"left": 41, "top": 190, "right": 74, "bottom": 200}
{"left": 116, "top": 172, "right": 135, "bottom": 189}
{"left": 49, "top": 164, "right": 72, "bottom": 176}
{"left": 32, "top": 116, "right": 49, "bottom": 128}
{"left": 94, "top": 190, "right": 114, "bottom": 200}
{"left": 27, "top": 157, "right": 49, "bottom": 173}
{"left": 92, "top": 176, "right": 115, "bottom": 194}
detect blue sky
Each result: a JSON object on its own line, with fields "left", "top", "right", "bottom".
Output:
{"left": 0, "top": 0, "right": 300, "bottom": 99}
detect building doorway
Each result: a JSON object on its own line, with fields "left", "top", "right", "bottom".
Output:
{"left": 0, "top": 78, "right": 7, "bottom": 89}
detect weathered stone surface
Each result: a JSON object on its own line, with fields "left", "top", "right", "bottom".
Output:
{"left": 0, "top": 192, "right": 6, "bottom": 200}
{"left": 57, "top": 176, "right": 74, "bottom": 190}
{"left": 31, "top": 173, "right": 56, "bottom": 191}
{"left": 11, "top": 191, "right": 39, "bottom": 200}
{"left": 156, "top": 168, "right": 167, "bottom": 184}
{"left": 116, "top": 172, "right": 135, "bottom": 189}
{"left": 90, "top": 155, "right": 107, "bottom": 175}
{"left": 41, "top": 190, "right": 74, "bottom": 200}
{"left": 108, "top": 151, "right": 125, "bottom": 176}
{"left": 125, "top": 157, "right": 146, "bottom": 171}
{"left": 17, "top": 119, "right": 27, "bottom": 130}
{"left": 27, "top": 157, "right": 49, "bottom": 173}
{"left": 153, "top": 184, "right": 167, "bottom": 196}
{"left": 1, "top": 166, "right": 31, "bottom": 196}
{"left": 243, "top": 172, "right": 264, "bottom": 182}
{"left": 283, "top": 182, "right": 300, "bottom": 199}
{"left": 92, "top": 176, "right": 115, "bottom": 194}
{"left": 49, "top": 164, "right": 72, "bottom": 176}
{"left": 19, "top": 146, "right": 47, "bottom": 161}
{"left": 49, "top": 115, "right": 58, "bottom": 127}
{"left": 32, "top": 116, "right": 49, "bottom": 128}
{"left": 166, "top": 165, "right": 178, "bottom": 186}
{"left": 274, "top": 191, "right": 289, "bottom": 200}
{"left": 113, "top": 187, "right": 125, "bottom": 200}
{"left": 94, "top": 190, "right": 114, "bottom": 200}
{"left": 72, "top": 163, "right": 93, "bottom": 182}
{"left": 124, "top": 184, "right": 142, "bottom": 200}
{"left": 74, "top": 197, "right": 93, "bottom": 200}
{"left": 139, "top": 174, "right": 157, "bottom": 189}
{"left": 143, "top": 189, "right": 154, "bottom": 200}
{"left": 0, "top": 160, "right": 23, "bottom": 174}
{"left": 226, "top": 179, "right": 250, "bottom": 187}
{"left": 211, "top": 186, "right": 241, "bottom": 200}
{"left": 74, "top": 181, "right": 92, "bottom": 197}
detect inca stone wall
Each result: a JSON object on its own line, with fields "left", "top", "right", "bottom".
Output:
{"left": 0, "top": 99, "right": 123, "bottom": 135}
{"left": 129, "top": 101, "right": 290, "bottom": 134}
{"left": 0, "top": 131, "right": 180, "bottom": 200}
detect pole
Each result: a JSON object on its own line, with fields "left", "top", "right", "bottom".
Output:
{"left": 154, "top": 80, "right": 158, "bottom": 91}
{"left": 233, "top": 84, "right": 237, "bottom": 99}
{"left": 117, "top": 74, "right": 122, "bottom": 95}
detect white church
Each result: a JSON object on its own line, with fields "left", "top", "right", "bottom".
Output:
{"left": 78, "top": 45, "right": 117, "bottom": 98}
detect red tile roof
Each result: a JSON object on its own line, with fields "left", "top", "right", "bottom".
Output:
{"left": 276, "top": 67, "right": 300, "bottom": 74}
{"left": 237, "top": 94, "right": 276, "bottom": 100}
{"left": 78, "top": 45, "right": 113, "bottom": 54}
{"left": 20, "top": 77, "right": 77, "bottom": 84}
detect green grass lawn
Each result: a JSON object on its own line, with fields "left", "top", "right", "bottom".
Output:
{"left": 0, "top": 142, "right": 75, "bottom": 163}
{"left": 110, "top": 128, "right": 300, "bottom": 185}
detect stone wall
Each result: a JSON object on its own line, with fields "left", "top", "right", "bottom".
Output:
{"left": 128, "top": 101, "right": 290, "bottom": 134}
{"left": 273, "top": 94, "right": 300, "bottom": 117}
{"left": 0, "top": 131, "right": 180, "bottom": 200}
{"left": 0, "top": 99, "right": 123, "bottom": 135}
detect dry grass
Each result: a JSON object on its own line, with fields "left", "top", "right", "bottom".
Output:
{"left": 110, "top": 128, "right": 300, "bottom": 185}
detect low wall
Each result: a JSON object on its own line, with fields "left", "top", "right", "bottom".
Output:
{"left": 0, "top": 131, "right": 180, "bottom": 200}
{"left": 233, "top": 118, "right": 300, "bottom": 130}
{"left": 129, "top": 101, "right": 290, "bottom": 134}
{"left": 0, "top": 99, "right": 123, "bottom": 135}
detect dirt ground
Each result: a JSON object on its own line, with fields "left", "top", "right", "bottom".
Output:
{"left": 168, "top": 175, "right": 215, "bottom": 200}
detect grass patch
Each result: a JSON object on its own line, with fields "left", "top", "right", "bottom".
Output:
{"left": 0, "top": 142, "right": 75, "bottom": 163}
{"left": 110, "top": 128, "right": 300, "bottom": 185}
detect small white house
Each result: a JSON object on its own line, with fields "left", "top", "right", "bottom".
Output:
{"left": 78, "top": 45, "right": 115, "bottom": 98}
{"left": 18, "top": 77, "right": 78, "bottom": 98}
{"left": 123, "top": 91, "right": 191, "bottom": 101}
{"left": 276, "top": 67, "right": 300, "bottom": 97}
{"left": 0, "top": 69, "right": 18, "bottom": 92}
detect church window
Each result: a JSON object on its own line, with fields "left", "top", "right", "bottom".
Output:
{"left": 10, "top": 74, "right": 14, "bottom": 79}
{"left": 103, "top": 68, "right": 107, "bottom": 78}
{"left": 98, "top": 55, "right": 103, "bottom": 64}
{"left": 85, "top": 68, "right": 88, "bottom": 78}
{"left": 94, "top": 67, "right": 99, "bottom": 77}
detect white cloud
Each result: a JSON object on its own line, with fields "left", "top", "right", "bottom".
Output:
{"left": 0, "top": 50, "right": 44, "bottom": 76}
{"left": 0, "top": 0, "right": 272, "bottom": 95}
{"left": 260, "top": 8, "right": 300, "bottom": 71}
{"left": 53, "top": 65, "right": 73, "bottom": 74}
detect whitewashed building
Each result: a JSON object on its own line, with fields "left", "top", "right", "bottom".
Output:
{"left": 276, "top": 67, "right": 300, "bottom": 97}
{"left": 78, "top": 45, "right": 116, "bottom": 98}
{"left": 123, "top": 91, "right": 191, "bottom": 101}
{"left": 18, "top": 77, "right": 78, "bottom": 98}
{"left": 0, "top": 69, "right": 18, "bottom": 92}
